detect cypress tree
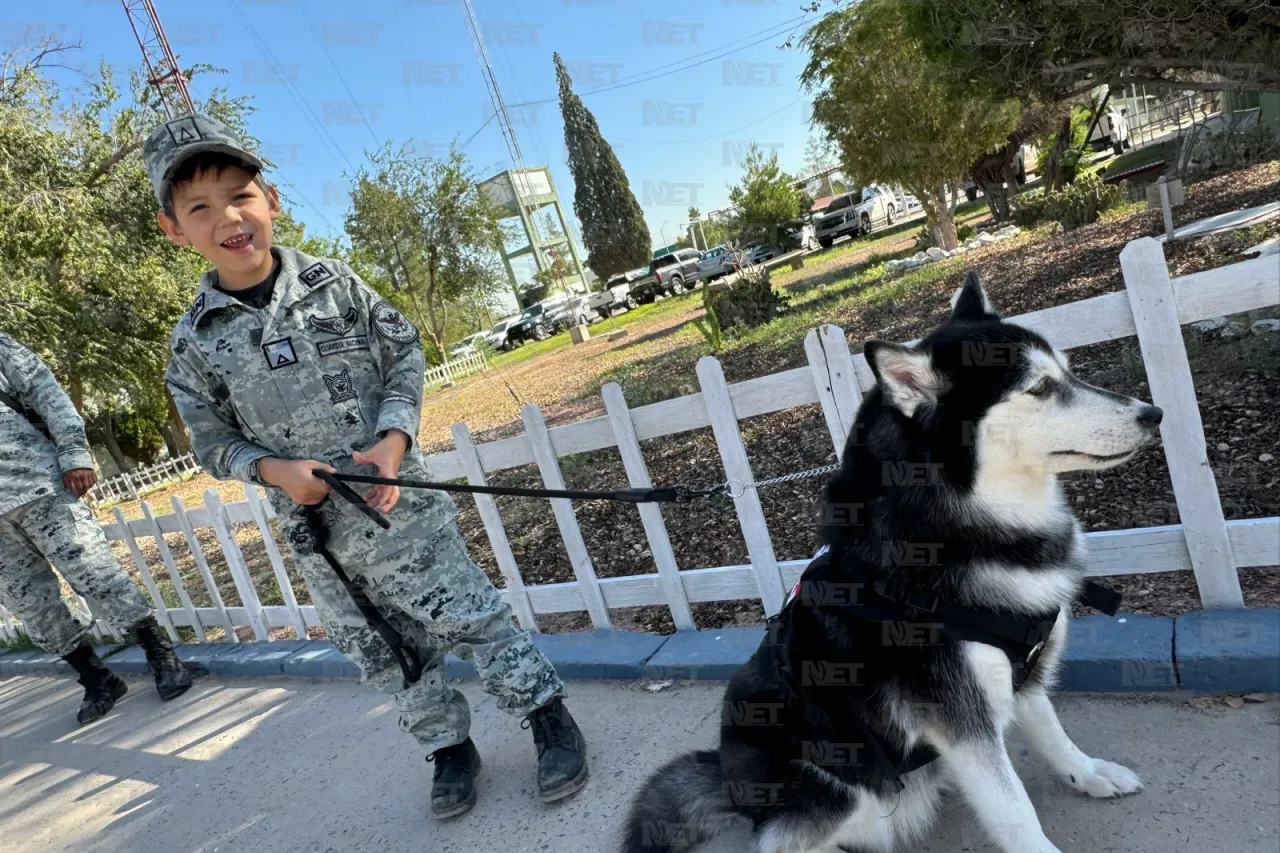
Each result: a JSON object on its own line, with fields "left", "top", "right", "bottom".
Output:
{"left": 554, "top": 53, "right": 652, "bottom": 281}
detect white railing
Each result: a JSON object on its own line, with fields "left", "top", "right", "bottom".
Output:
{"left": 2, "top": 237, "right": 1276, "bottom": 645}
{"left": 426, "top": 350, "right": 488, "bottom": 387}
{"left": 85, "top": 452, "right": 201, "bottom": 506}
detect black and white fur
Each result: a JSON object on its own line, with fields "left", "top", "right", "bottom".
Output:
{"left": 622, "top": 273, "right": 1159, "bottom": 853}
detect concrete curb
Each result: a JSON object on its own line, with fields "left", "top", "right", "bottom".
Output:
{"left": 2, "top": 611, "right": 1277, "bottom": 693}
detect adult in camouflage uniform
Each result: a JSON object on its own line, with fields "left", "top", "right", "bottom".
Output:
{"left": 0, "top": 335, "right": 192, "bottom": 724}
{"left": 147, "top": 113, "right": 587, "bottom": 818}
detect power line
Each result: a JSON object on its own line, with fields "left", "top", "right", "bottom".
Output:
{"left": 223, "top": 0, "right": 359, "bottom": 176}
{"left": 459, "top": 113, "right": 496, "bottom": 150}
{"left": 507, "top": 15, "right": 813, "bottom": 109}
{"left": 613, "top": 97, "right": 805, "bottom": 145}
{"left": 291, "top": 0, "right": 382, "bottom": 151}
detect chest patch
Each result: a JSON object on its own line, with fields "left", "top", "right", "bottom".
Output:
{"left": 262, "top": 337, "right": 299, "bottom": 370}
{"left": 309, "top": 307, "right": 358, "bottom": 336}
{"left": 371, "top": 301, "right": 419, "bottom": 344}
{"left": 324, "top": 369, "right": 357, "bottom": 404}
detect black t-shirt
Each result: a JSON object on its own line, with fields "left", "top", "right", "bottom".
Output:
{"left": 215, "top": 255, "right": 281, "bottom": 309}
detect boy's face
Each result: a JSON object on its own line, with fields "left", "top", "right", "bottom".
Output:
{"left": 157, "top": 165, "right": 282, "bottom": 287}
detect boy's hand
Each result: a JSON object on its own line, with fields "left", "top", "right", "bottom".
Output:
{"left": 353, "top": 430, "right": 410, "bottom": 513}
{"left": 259, "top": 458, "right": 335, "bottom": 506}
{"left": 63, "top": 468, "right": 96, "bottom": 498}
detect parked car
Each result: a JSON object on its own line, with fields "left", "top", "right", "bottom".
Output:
{"left": 589, "top": 268, "right": 646, "bottom": 317}
{"left": 447, "top": 332, "right": 488, "bottom": 360}
{"left": 505, "top": 300, "right": 563, "bottom": 346}
{"left": 698, "top": 245, "right": 735, "bottom": 281}
{"left": 546, "top": 294, "right": 595, "bottom": 329}
{"left": 813, "top": 185, "right": 902, "bottom": 247}
{"left": 631, "top": 248, "right": 703, "bottom": 303}
{"left": 485, "top": 316, "right": 520, "bottom": 352}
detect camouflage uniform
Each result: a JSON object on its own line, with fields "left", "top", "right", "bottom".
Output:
{"left": 163, "top": 244, "right": 565, "bottom": 754}
{"left": 0, "top": 335, "right": 152, "bottom": 656}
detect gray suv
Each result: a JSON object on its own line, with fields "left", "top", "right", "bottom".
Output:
{"left": 631, "top": 248, "right": 703, "bottom": 303}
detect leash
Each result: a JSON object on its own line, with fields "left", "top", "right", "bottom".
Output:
{"left": 301, "top": 502, "right": 424, "bottom": 687}
{"left": 314, "top": 463, "right": 843, "bottom": 528}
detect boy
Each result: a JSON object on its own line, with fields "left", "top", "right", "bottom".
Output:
{"left": 146, "top": 114, "right": 587, "bottom": 818}
{"left": 0, "top": 335, "right": 192, "bottom": 724}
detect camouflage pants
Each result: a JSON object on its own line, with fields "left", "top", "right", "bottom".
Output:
{"left": 280, "top": 500, "right": 565, "bottom": 754}
{"left": 0, "top": 492, "right": 152, "bottom": 656}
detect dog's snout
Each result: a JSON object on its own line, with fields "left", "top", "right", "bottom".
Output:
{"left": 1136, "top": 405, "right": 1163, "bottom": 427}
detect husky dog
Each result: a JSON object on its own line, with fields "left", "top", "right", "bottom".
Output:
{"left": 622, "top": 273, "right": 1161, "bottom": 853}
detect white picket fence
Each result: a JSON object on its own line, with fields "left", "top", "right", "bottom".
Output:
{"left": 426, "top": 350, "right": 488, "bottom": 387}
{"left": 1, "top": 237, "right": 1276, "bottom": 645}
{"left": 85, "top": 452, "right": 201, "bottom": 506}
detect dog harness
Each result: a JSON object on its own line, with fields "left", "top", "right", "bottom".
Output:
{"left": 765, "top": 548, "right": 1121, "bottom": 791}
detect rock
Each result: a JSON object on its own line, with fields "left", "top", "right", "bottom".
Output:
{"left": 1243, "top": 693, "right": 1270, "bottom": 703}
{"left": 1260, "top": 453, "right": 1275, "bottom": 463}
{"left": 1192, "top": 316, "right": 1228, "bottom": 333}
{"left": 1224, "top": 696, "right": 1245, "bottom": 709}
{"left": 977, "top": 232, "right": 999, "bottom": 245}
{"left": 1251, "top": 318, "right": 1280, "bottom": 334}
{"left": 1216, "top": 443, "right": 1230, "bottom": 451}
{"left": 886, "top": 259, "right": 901, "bottom": 270}
{"left": 926, "top": 247, "right": 947, "bottom": 261}
{"left": 966, "top": 239, "right": 982, "bottom": 250}
{"left": 912, "top": 251, "right": 929, "bottom": 262}
{"left": 952, "top": 246, "right": 968, "bottom": 255}
{"left": 1221, "top": 321, "right": 1248, "bottom": 339}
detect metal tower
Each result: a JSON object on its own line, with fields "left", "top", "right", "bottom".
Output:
{"left": 120, "top": 0, "right": 195, "bottom": 118}
{"left": 458, "top": 0, "right": 586, "bottom": 303}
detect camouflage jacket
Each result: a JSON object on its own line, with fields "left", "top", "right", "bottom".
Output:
{"left": 164, "top": 246, "right": 457, "bottom": 538}
{"left": 0, "top": 335, "right": 96, "bottom": 516}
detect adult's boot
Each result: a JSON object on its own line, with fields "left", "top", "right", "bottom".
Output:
{"left": 523, "top": 696, "right": 588, "bottom": 802}
{"left": 61, "top": 642, "right": 127, "bottom": 725}
{"left": 130, "top": 615, "right": 192, "bottom": 700}
{"left": 427, "top": 738, "right": 482, "bottom": 818}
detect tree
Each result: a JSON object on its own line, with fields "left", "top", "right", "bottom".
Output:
{"left": 554, "top": 53, "right": 651, "bottom": 280}
{"left": 801, "top": 0, "right": 1019, "bottom": 250}
{"left": 345, "top": 143, "right": 505, "bottom": 363}
{"left": 0, "top": 40, "right": 253, "bottom": 468}
{"left": 726, "top": 143, "right": 807, "bottom": 249}
{"left": 968, "top": 101, "right": 1063, "bottom": 220}
{"left": 903, "top": 0, "right": 1280, "bottom": 103}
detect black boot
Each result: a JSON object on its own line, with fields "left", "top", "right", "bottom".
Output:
{"left": 523, "top": 696, "right": 588, "bottom": 802}
{"left": 62, "top": 643, "right": 128, "bottom": 726}
{"left": 130, "top": 616, "right": 192, "bottom": 701}
{"left": 427, "top": 738, "right": 482, "bottom": 819}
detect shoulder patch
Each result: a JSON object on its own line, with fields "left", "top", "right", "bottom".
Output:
{"left": 299, "top": 262, "right": 337, "bottom": 289}
{"left": 371, "top": 302, "right": 419, "bottom": 344}
{"left": 188, "top": 291, "right": 206, "bottom": 324}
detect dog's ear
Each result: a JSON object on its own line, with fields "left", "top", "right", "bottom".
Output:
{"left": 865, "top": 340, "right": 946, "bottom": 417}
{"left": 949, "top": 270, "right": 997, "bottom": 322}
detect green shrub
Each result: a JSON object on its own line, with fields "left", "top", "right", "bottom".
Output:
{"left": 1011, "top": 188, "right": 1048, "bottom": 228}
{"left": 1011, "top": 174, "right": 1122, "bottom": 230}
{"left": 914, "top": 223, "right": 975, "bottom": 251}
{"left": 702, "top": 265, "right": 787, "bottom": 341}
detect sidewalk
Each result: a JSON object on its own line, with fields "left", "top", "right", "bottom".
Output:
{"left": 1, "top": 673, "right": 1276, "bottom": 853}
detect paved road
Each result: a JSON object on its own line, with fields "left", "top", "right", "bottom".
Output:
{"left": 1, "top": 673, "right": 1276, "bottom": 853}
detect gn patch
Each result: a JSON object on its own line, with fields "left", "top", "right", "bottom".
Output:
{"left": 263, "top": 337, "right": 299, "bottom": 370}
{"left": 371, "top": 301, "right": 419, "bottom": 344}
{"left": 299, "top": 262, "right": 337, "bottom": 289}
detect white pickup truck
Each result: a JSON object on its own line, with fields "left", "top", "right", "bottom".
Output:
{"left": 813, "top": 185, "right": 902, "bottom": 248}
{"left": 588, "top": 267, "right": 646, "bottom": 318}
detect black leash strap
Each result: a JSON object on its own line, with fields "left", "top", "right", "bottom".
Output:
{"left": 325, "top": 471, "right": 719, "bottom": 504}
{"left": 301, "top": 504, "right": 424, "bottom": 687}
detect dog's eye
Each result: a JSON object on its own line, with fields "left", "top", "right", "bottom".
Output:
{"left": 1026, "top": 378, "right": 1051, "bottom": 397}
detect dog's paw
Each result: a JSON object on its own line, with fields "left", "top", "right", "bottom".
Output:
{"left": 1068, "top": 758, "right": 1143, "bottom": 798}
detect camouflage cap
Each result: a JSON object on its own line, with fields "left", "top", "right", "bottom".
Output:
{"left": 144, "top": 114, "right": 265, "bottom": 206}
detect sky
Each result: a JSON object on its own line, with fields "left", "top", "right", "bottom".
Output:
{"left": 11, "top": 0, "right": 821, "bottom": 269}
